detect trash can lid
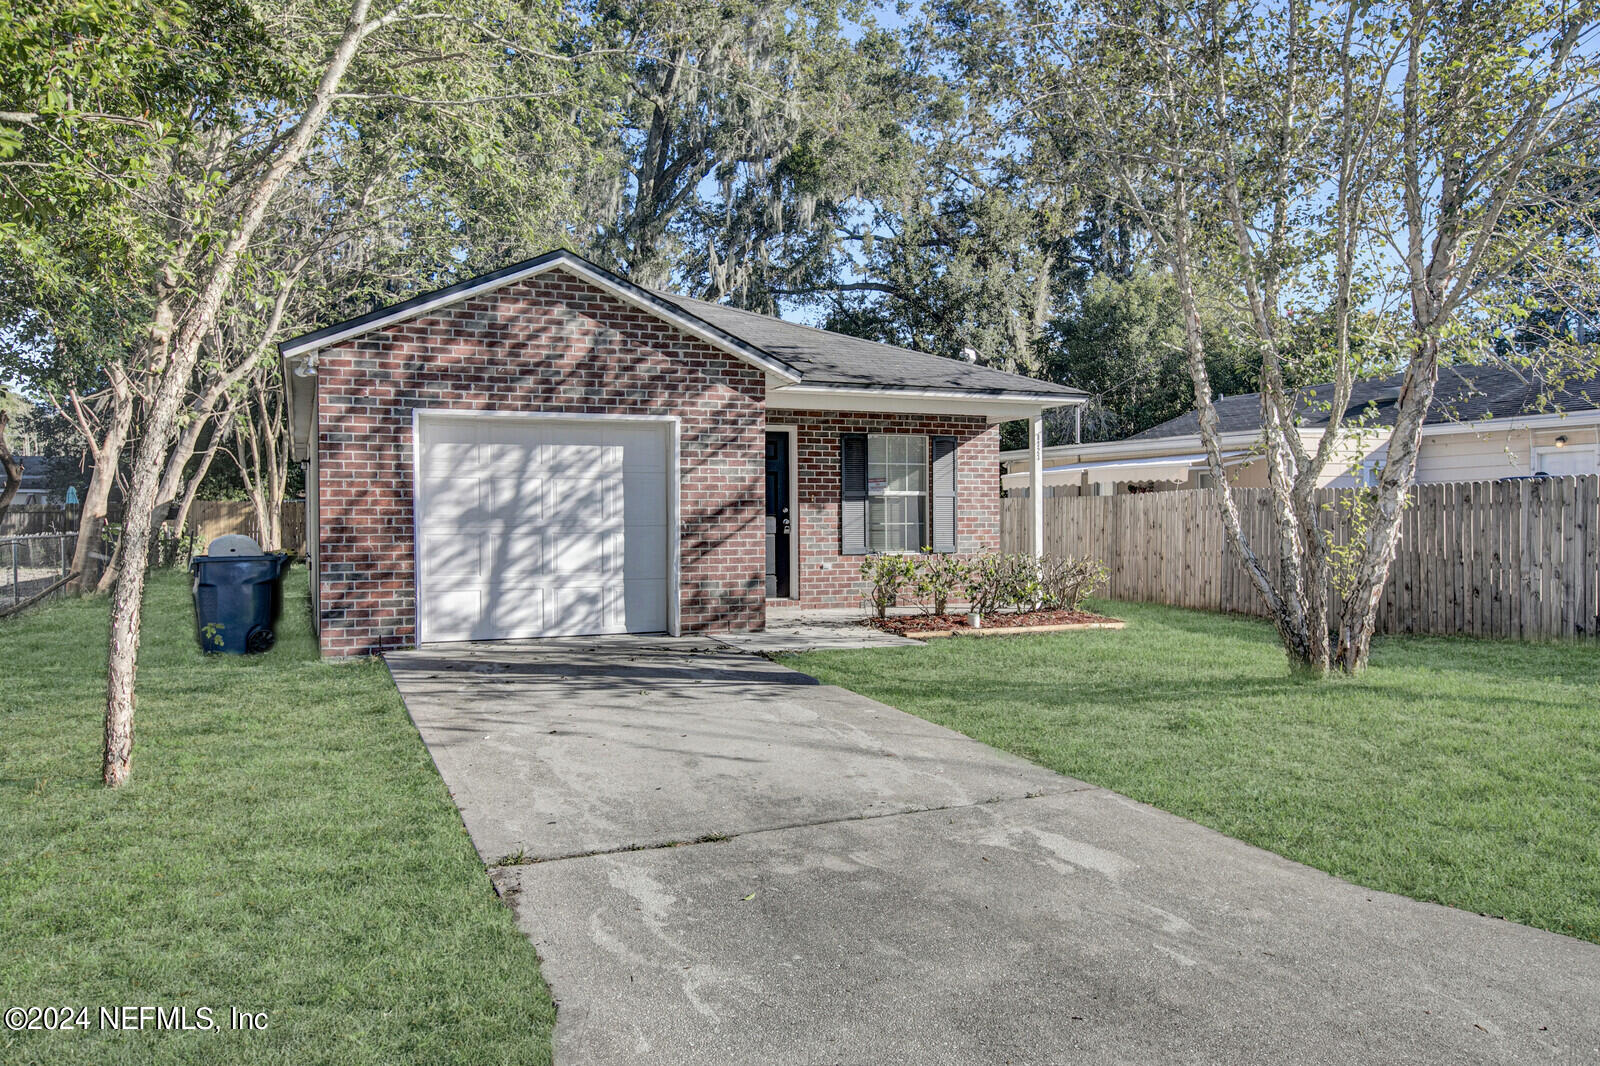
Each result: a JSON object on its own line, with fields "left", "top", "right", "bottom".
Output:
{"left": 206, "top": 534, "right": 264, "bottom": 556}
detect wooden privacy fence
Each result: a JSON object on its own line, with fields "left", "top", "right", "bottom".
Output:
{"left": 0, "top": 504, "right": 80, "bottom": 537}
{"left": 186, "top": 500, "right": 306, "bottom": 554}
{"left": 2, "top": 501, "right": 306, "bottom": 553}
{"left": 1001, "top": 475, "right": 1600, "bottom": 639}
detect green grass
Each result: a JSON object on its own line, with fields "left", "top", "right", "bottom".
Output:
{"left": 782, "top": 599, "right": 1600, "bottom": 944}
{"left": 0, "top": 567, "right": 553, "bottom": 1065}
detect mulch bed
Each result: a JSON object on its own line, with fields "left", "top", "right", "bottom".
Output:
{"left": 866, "top": 608, "right": 1123, "bottom": 637}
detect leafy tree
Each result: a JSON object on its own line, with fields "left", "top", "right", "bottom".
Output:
{"left": 5, "top": 0, "right": 594, "bottom": 786}
{"left": 800, "top": 0, "right": 1159, "bottom": 378}
{"left": 0, "top": 406, "right": 20, "bottom": 521}
{"left": 582, "top": 0, "right": 914, "bottom": 305}
{"left": 1044, "top": 270, "right": 1258, "bottom": 441}
{"left": 1045, "top": 0, "right": 1600, "bottom": 673}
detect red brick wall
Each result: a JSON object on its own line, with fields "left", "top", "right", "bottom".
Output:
{"left": 315, "top": 269, "right": 766, "bottom": 657}
{"left": 766, "top": 411, "right": 1000, "bottom": 609}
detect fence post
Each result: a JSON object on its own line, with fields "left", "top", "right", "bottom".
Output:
{"left": 10, "top": 540, "right": 17, "bottom": 606}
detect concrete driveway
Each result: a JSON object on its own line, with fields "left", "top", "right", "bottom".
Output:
{"left": 386, "top": 637, "right": 1600, "bottom": 1065}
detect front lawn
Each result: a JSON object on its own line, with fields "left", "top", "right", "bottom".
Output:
{"left": 782, "top": 600, "right": 1600, "bottom": 944}
{"left": 0, "top": 567, "right": 553, "bottom": 1065}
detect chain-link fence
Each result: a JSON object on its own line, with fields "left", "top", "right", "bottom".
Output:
{"left": 1, "top": 532, "right": 78, "bottom": 613}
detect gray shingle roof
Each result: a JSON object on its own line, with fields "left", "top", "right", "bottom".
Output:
{"left": 277, "top": 249, "right": 1082, "bottom": 401}
{"left": 1129, "top": 365, "right": 1600, "bottom": 441}
{"left": 645, "top": 287, "right": 1084, "bottom": 398}
{"left": 18, "top": 456, "right": 54, "bottom": 488}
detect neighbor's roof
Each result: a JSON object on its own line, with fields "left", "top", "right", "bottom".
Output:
{"left": 19, "top": 456, "right": 54, "bottom": 486}
{"left": 277, "top": 249, "right": 1083, "bottom": 402}
{"left": 1131, "top": 365, "right": 1600, "bottom": 441}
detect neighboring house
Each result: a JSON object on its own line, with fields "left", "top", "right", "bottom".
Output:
{"left": 12, "top": 457, "right": 59, "bottom": 504}
{"left": 1000, "top": 365, "right": 1600, "bottom": 496}
{"left": 281, "top": 250, "right": 1083, "bottom": 656}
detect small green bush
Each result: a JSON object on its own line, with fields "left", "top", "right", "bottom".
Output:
{"left": 859, "top": 554, "right": 919, "bottom": 619}
{"left": 1037, "top": 554, "right": 1109, "bottom": 610}
{"left": 960, "top": 553, "right": 1006, "bottom": 616}
{"left": 961, "top": 551, "right": 1107, "bottom": 615}
{"left": 914, "top": 550, "right": 969, "bottom": 615}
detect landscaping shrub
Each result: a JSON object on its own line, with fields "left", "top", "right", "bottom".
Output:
{"left": 960, "top": 551, "right": 1107, "bottom": 615}
{"left": 859, "top": 553, "right": 919, "bottom": 619}
{"left": 914, "top": 550, "right": 969, "bottom": 615}
{"left": 960, "top": 552, "right": 1008, "bottom": 616}
{"left": 1037, "top": 554, "right": 1109, "bottom": 610}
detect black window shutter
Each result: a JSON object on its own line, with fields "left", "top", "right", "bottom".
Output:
{"left": 931, "top": 435, "right": 958, "bottom": 553}
{"left": 840, "top": 433, "right": 868, "bottom": 555}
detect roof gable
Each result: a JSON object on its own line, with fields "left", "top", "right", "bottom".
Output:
{"left": 278, "top": 250, "right": 801, "bottom": 383}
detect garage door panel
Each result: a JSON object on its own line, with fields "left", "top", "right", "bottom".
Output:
{"left": 486, "top": 476, "right": 545, "bottom": 520}
{"left": 421, "top": 477, "right": 486, "bottom": 522}
{"left": 421, "top": 533, "right": 484, "bottom": 578}
{"left": 417, "top": 417, "right": 670, "bottom": 641}
{"left": 547, "top": 476, "right": 619, "bottom": 526}
{"left": 487, "top": 587, "right": 548, "bottom": 635}
{"left": 544, "top": 452, "right": 622, "bottom": 486}
{"left": 428, "top": 587, "right": 489, "bottom": 642}
{"left": 546, "top": 529, "right": 616, "bottom": 575}
{"left": 547, "top": 585, "right": 620, "bottom": 635}
{"left": 621, "top": 434, "right": 668, "bottom": 473}
{"left": 483, "top": 439, "right": 545, "bottom": 475}
{"left": 484, "top": 532, "right": 546, "bottom": 580}
{"left": 621, "top": 527, "right": 668, "bottom": 579}
{"left": 420, "top": 440, "right": 480, "bottom": 475}
{"left": 623, "top": 578, "right": 667, "bottom": 630}
{"left": 620, "top": 470, "right": 668, "bottom": 526}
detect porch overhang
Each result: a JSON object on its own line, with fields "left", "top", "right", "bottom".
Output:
{"left": 766, "top": 382, "right": 1084, "bottom": 423}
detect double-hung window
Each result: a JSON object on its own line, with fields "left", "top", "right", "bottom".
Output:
{"left": 866, "top": 434, "right": 927, "bottom": 552}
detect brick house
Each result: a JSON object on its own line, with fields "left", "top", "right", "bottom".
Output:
{"left": 281, "top": 250, "right": 1082, "bottom": 656}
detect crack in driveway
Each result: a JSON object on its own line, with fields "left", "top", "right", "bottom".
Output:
{"left": 485, "top": 783, "right": 1105, "bottom": 870}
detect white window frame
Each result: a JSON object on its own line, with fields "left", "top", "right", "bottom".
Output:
{"left": 866, "top": 433, "right": 929, "bottom": 554}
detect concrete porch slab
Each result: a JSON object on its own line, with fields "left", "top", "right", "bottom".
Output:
{"left": 715, "top": 612, "right": 925, "bottom": 654}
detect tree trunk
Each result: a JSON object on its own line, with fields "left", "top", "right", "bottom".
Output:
{"left": 154, "top": 274, "right": 295, "bottom": 522}
{"left": 102, "top": 0, "right": 375, "bottom": 787}
{"left": 1166, "top": 175, "right": 1316, "bottom": 669}
{"left": 67, "top": 386, "right": 136, "bottom": 594}
{"left": 1332, "top": 335, "right": 1442, "bottom": 671}
{"left": 0, "top": 412, "right": 22, "bottom": 523}
{"left": 172, "top": 403, "right": 234, "bottom": 543}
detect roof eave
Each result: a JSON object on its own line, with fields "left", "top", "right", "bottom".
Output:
{"left": 769, "top": 382, "right": 1084, "bottom": 422}
{"left": 770, "top": 381, "right": 1084, "bottom": 404}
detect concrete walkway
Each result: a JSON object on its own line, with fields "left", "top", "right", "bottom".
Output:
{"left": 713, "top": 607, "right": 925, "bottom": 654}
{"left": 386, "top": 638, "right": 1600, "bottom": 1066}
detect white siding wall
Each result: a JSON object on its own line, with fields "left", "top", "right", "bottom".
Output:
{"left": 1415, "top": 425, "right": 1600, "bottom": 483}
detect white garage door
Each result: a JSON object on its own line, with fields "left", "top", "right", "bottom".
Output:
{"left": 415, "top": 415, "right": 672, "bottom": 641}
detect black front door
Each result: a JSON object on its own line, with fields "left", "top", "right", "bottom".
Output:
{"left": 765, "top": 431, "right": 792, "bottom": 599}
